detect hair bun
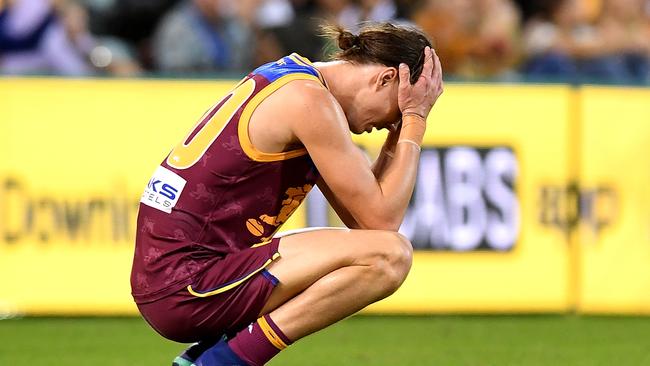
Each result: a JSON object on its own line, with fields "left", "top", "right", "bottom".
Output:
{"left": 338, "top": 31, "right": 361, "bottom": 51}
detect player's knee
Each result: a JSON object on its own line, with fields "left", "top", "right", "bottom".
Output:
{"left": 388, "top": 231, "right": 413, "bottom": 271}
{"left": 372, "top": 231, "right": 413, "bottom": 296}
{"left": 386, "top": 232, "right": 413, "bottom": 286}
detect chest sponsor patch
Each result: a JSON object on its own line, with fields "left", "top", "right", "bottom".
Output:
{"left": 140, "top": 166, "right": 187, "bottom": 213}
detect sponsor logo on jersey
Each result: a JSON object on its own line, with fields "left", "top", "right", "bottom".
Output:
{"left": 140, "top": 166, "right": 187, "bottom": 213}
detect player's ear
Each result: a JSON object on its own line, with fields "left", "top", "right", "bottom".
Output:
{"left": 377, "top": 67, "right": 398, "bottom": 89}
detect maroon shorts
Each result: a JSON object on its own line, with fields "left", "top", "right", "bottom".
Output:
{"left": 136, "top": 238, "right": 281, "bottom": 343}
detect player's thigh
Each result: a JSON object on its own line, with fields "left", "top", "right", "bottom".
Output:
{"left": 260, "top": 228, "right": 412, "bottom": 315}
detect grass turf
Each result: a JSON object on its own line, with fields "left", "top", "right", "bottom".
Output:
{"left": 1, "top": 315, "right": 649, "bottom": 365}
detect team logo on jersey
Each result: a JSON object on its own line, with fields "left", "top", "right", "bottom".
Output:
{"left": 140, "top": 166, "right": 187, "bottom": 213}
{"left": 246, "top": 184, "right": 313, "bottom": 239}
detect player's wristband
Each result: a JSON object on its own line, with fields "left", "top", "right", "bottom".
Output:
{"left": 399, "top": 114, "right": 426, "bottom": 146}
{"left": 397, "top": 139, "right": 421, "bottom": 152}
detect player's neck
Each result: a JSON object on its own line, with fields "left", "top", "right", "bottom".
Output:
{"left": 314, "top": 61, "right": 365, "bottom": 114}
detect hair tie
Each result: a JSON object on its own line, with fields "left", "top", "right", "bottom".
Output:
{"left": 352, "top": 35, "right": 361, "bottom": 47}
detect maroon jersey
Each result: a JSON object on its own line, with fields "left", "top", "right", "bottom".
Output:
{"left": 131, "top": 54, "right": 325, "bottom": 303}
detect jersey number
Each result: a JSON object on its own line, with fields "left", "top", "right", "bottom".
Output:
{"left": 166, "top": 78, "right": 256, "bottom": 169}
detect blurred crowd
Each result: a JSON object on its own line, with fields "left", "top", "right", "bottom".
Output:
{"left": 1, "top": 0, "right": 649, "bottom": 83}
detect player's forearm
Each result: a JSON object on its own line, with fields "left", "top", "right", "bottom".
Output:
{"left": 371, "top": 144, "right": 420, "bottom": 230}
{"left": 370, "top": 115, "right": 426, "bottom": 230}
{"left": 371, "top": 148, "right": 392, "bottom": 178}
{"left": 316, "top": 178, "right": 362, "bottom": 229}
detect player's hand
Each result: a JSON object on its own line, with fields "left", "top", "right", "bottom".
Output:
{"left": 397, "top": 46, "right": 444, "bottom": 119}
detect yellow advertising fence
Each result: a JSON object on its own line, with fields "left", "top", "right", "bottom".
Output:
{"left": 0, "top": 78, "right": 649, "bottom": 315}
{"left": 576, "top": 87, "right": 650, "bottom": 314}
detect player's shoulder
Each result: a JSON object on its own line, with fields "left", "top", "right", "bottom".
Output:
{"left": 285, "top": 81, "right": 347, "bottom": 136}
{"left": 277, "top": 79, "right": 338, "bottom": 115}
{"left": 273, "top": 80, "right": 349, "bottom": 141}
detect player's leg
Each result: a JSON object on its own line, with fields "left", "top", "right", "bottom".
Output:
{"left": 262, "top": 228, "right": 413, "bottom": 337}
{"left": 199, "top": 228, "right": 412, "bottom": 366}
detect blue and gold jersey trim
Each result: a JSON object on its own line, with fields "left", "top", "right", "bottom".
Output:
{"left": 254, "top": 53, "right": 327, "bottom": 87}
{"left": 237, "top": 53, "right": 327, "bottom": 162}
{"left": 186, "top": 252, "right": 281, "bottom": 297}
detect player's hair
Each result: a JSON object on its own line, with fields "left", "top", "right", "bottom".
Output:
{"left": 321, "top": 22, "right": 433, "bottom": 85}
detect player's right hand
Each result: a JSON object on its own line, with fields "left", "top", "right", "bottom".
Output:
{"left": 397, "top": 46, "right": 444, "bottom": 120}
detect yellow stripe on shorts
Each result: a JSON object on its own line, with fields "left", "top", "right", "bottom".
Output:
{"left": 186, "top": 253, "right": 280, "bottom": 297}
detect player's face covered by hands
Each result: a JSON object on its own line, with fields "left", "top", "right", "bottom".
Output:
{"left": 347, "top": 65, "right": 402, "bottom": 134}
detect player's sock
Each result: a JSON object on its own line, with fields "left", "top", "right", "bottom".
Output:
{"left": 227, "top": 314, "right": 293, "bottom": 366}
{"left": 194, "top": 339, "right": 249, "bottom": 366}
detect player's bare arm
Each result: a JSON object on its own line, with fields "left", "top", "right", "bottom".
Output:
{"left": 316, "top": 122, "right": 402, "bottom": 229}
{"left": 289, "top": 47, "right": 443, "bottom": 231}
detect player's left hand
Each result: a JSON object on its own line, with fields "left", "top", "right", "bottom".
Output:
{"left": 398, "top": 46, "right": 444, "bottom": 120}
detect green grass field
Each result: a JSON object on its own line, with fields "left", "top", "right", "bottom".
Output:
{"left": 1, "top": 315, "right": 649, "bottom": 365}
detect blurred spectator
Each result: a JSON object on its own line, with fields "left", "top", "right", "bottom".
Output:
{"left": 0, "top": 0, "right": 55, "bottom": 52}
{"left": 152, "top": 0, "right": 255, "bottom": 73}
{"left": 515, "top": 0, "right": 600, "bottom": 21}
{"left": 596, "top": 0, "right": 649, "bottom": 82}
{"left": 413, "top": 0, "right": 520, "bottom": 79}
{"left": 467, "top": 0, "right": 521, "bottom": 78}
{"left": 413, "top": 0, "right": 474, "bottom": 75}
{"left": 338, "top": 0, "right": 398, "bottom": 31}
{"left": 522, "top": 0, "right": 649, "bottom": 83}
{"left": 314, "top": 0, "right": 352, "bottom": 24}
{"left": 255, "top": 0, "right": 295, "bottom": 29}
{"left": 2, "top": 0, "right": 649, "bottom": 82}
{"left": 308, "top": 0, "right": 400, "bottom": 31}
{"left": 393, "top": 0, "right": 419, "bottom": 19}
{"left": 522, "top": 0, "right": 592, "bottom": 80}
{"left": 251, "top": 0, "right": 298, "bottom": 65}
{"left": 81, "top": 0, "right": 180, "bottom": 68}
{"left": 0, "top": 0, "right": 141, "bottom": 76}
{"left": 0, "top": 0, "right": 93, "bottom": 75}
{"left": 82, "top": 0, "right": 179, "bottom": 44}
{"left": 252, "top": 0, "right": 327, "bottom": 66}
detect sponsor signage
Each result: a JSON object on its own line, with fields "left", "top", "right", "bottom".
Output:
{"left": 1, "top": 79, "right": 648, "bottom": 315}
